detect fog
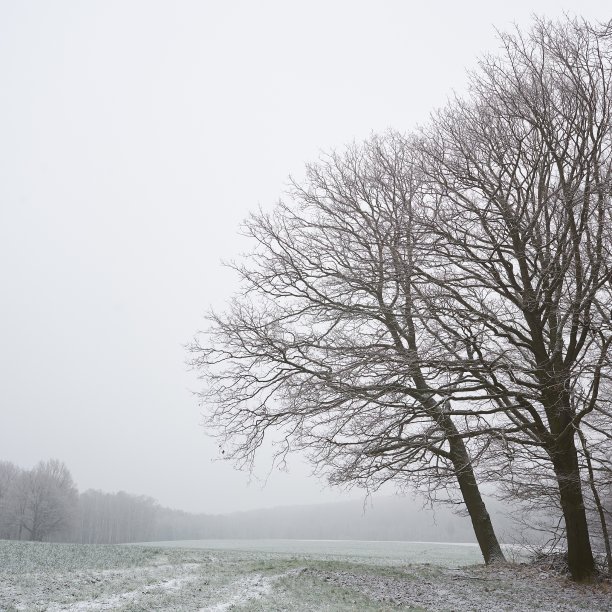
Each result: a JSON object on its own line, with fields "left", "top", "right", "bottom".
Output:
{"left": 0, "top": 0, "right": 608, "bottom": 515}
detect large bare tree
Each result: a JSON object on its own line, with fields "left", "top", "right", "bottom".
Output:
{"left": 192, "top": 16, "right": 612, "bottom": 581}
{"left": 416, "top": 17, "right": 612, "bottom": 580}
{"left": 191, "top": 133, "right": 505, "bottom": 564}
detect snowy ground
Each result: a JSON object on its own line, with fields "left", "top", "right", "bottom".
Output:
{"left": 0, "top": 540, "right": 610, "bottom": 611}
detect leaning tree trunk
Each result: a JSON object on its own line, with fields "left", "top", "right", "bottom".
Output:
{"left": 409, "top": 364, "right": 506, "bottom": 564}
{"left": 441, "top": 414, "right": 506, "bottom": 565}
{"left": 406, "top": 319, "right": 506, "bottom": 565}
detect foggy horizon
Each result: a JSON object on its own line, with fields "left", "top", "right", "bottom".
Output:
{"left": 2, "top": 0, "right": 610, "bottom": 517}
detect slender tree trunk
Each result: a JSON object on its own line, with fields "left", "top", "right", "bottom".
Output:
{"left": 441, "top": 414, "right": 506, "bottom": 564}
{"left": 578, "top": 429, "right": 612, "bottom": 575}
{"left": 407, "top": 341, "right": 505, "bottom": 565}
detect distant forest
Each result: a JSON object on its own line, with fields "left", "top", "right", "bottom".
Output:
{"left": 0, "top": 458, "right": 529, "bottom": 545}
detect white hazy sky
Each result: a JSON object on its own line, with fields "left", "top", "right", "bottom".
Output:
{"left": 0, "top": 1, "right": 609, "bottom": 514}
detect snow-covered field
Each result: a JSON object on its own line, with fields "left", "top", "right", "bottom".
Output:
{"left": 141, "top": 539, "right": 486, "bottom": 566}
{"left": 0, "top": 539, "right": 610, "bottom": 611}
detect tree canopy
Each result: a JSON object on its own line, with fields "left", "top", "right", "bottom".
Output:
{"left": 192, "top": 16, "right": 612, "bottom": 581}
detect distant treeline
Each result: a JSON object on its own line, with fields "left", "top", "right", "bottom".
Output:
{"left": 0, "top": 458, "right": 538, "bottom": 545}
{"left": 0, "top": 459, "right": 170, "bottom": 543}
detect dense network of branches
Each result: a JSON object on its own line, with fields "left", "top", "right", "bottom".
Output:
{"left": 191, "top": 17, "right": 612, "bottom": 580}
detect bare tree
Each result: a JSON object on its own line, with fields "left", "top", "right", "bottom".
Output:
{"left": 0, "top": 461, "right": 21, "bottom": 539}
{"left": 191, "top": 133, "right": 505, "bottom": 564}
{"left": 192, "top": 15, "right": 612, "bottom": 581}
{"left": 10, "top": 460, "right": 79, "bottom": 541}
{"left": 416, "top": 17, "right": 612, "bottom": 580}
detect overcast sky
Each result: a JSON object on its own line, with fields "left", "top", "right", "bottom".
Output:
{"left": 0, "top": 0, "right": 609, "bottom": 514}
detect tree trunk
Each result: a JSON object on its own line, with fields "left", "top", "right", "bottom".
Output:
{"left": 442, "top": 415, "right": 506, "bottom": 565}
{"left": 578, "top": 428, "right": 612, "bottom": 575}
{"left": 411, "top": 358, "right": 506, "bottom": 566}
{"left": 551, "top": 440, "right": 596, "bottom": 581}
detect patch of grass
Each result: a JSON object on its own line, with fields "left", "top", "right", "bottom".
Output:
{"left": 242, "top": 570, "right": 426, "bottom": 612}
{"left": 0, "top": 540, "right": 160, "bottom": 574}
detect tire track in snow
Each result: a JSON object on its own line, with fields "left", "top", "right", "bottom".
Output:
{"left": 199, "top": 568, "right": 305, "bottom": 612}
{"left": 46, "top": 571, "right": 197, "bottom": 611}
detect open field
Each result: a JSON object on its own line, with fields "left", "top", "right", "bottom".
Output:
{"left": 0, "top": 539, "right": 610, "bottom": 611}
{"left": 141, "top": 539, "right": 487, "bottom": 566}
